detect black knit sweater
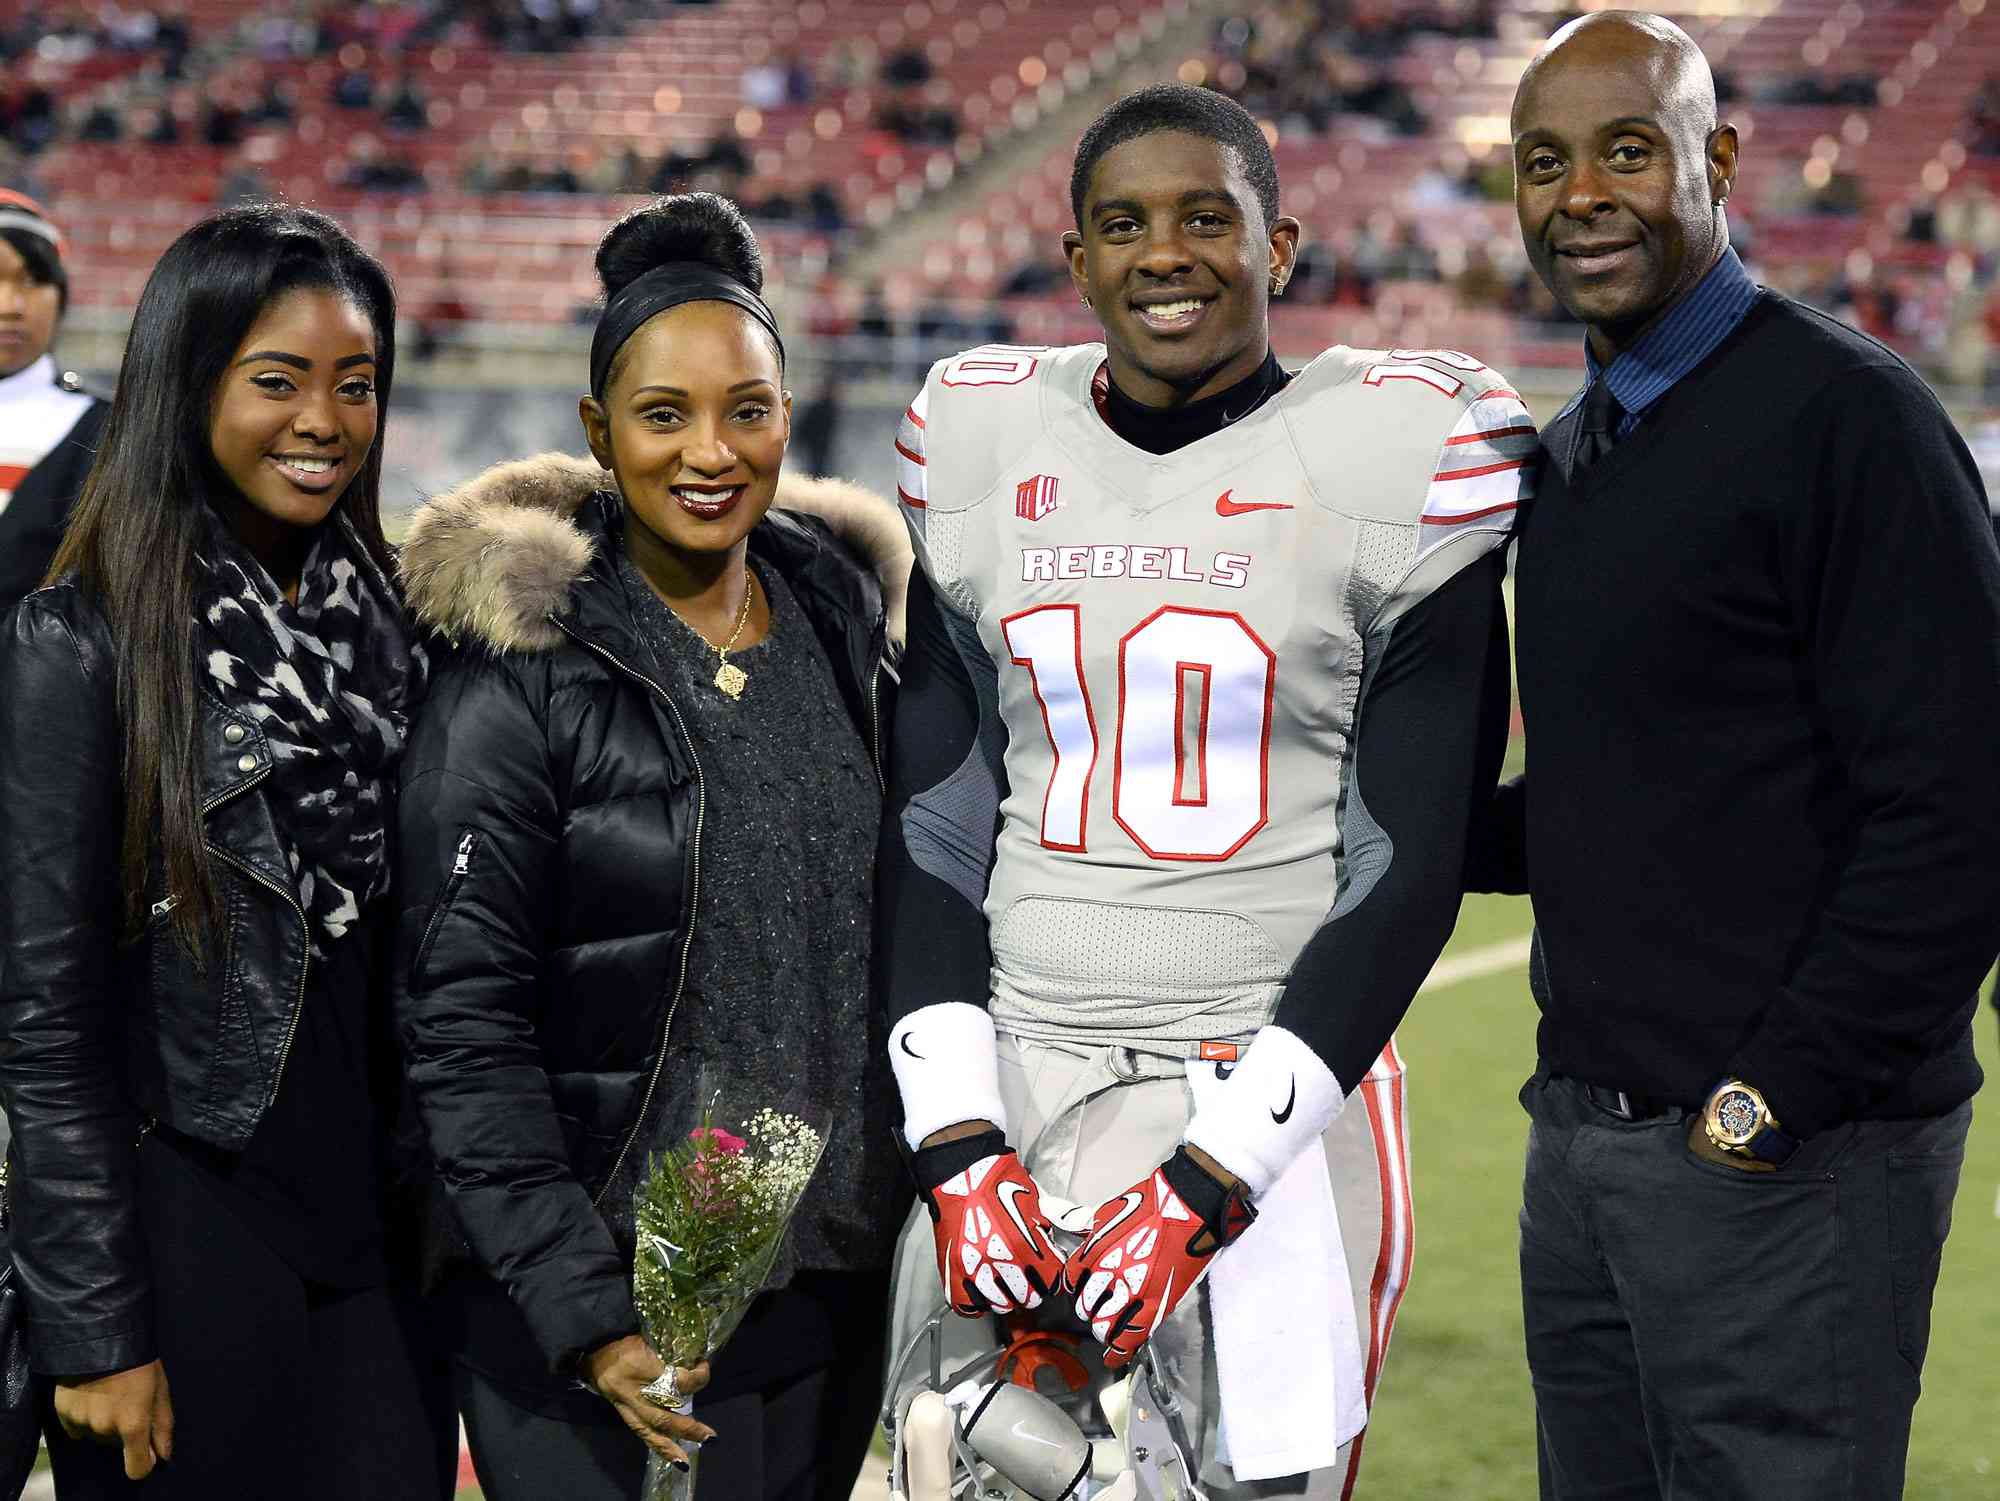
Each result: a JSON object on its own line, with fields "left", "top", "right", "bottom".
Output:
{"left": 1501, "top": 293, "right": 2000, "bottom": 1138}
{"left": 612, "top": 547, "right": 904, "bottom": 1281}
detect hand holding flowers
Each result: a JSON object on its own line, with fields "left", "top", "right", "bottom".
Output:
{"left": 583, "top": 1336, "right": 713, "bottom": 1470}
{"left": 630, "top": 1100, "right": 827, "bottom": 1499}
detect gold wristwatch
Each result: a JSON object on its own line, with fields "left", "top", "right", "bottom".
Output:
{"left": 1701, "top": 1079, "right": 1799, "bottom": 1166}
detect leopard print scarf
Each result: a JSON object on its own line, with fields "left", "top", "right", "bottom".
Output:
{"left": 195, "top": 505, "right": 427, "bottom": 953}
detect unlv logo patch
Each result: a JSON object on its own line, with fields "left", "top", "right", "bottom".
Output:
{"left": 1015, "top": 474, "right": 1060, "bottom": 523}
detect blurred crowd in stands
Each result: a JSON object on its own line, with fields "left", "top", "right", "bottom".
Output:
{"left": 1, "top": 0, "right": 1000, "bottom": 233}
{"left": 1203, "top": 0, "right": 1499, "bottom": 139}
{"left": 1971, "top": 74, "right": 2000, "bottom": 158}
{"left": 7, "top": 0, "right": 2000, "bottom": 397}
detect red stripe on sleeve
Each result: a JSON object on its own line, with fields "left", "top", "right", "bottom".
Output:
{"left": 903, "top": 405, "right": 926, "bottom": 429}
{"left": 1432, "top": 457, "right": 1525, "bottom": 482}
{"left": 1419, "top": 501, "right": 1518, "bottom": 525}
{"left": 1443, "top": 424, "right": 1536, "bottom": 446}
{"left": 897, "top": 486, "right": 927, "bottom": 510}
{"left": 895, "top": 439, "right": 926, "bottom": 466}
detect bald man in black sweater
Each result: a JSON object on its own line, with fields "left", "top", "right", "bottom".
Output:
{"left": 1475, "top": 12, "right": 2000, "bottom": 1499}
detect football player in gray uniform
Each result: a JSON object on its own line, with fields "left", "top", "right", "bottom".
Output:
{"left": 877, "top": 83, "right": 1534, "bottom": 1498}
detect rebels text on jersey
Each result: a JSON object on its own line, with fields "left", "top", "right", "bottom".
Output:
{"left": 895, "top": 342, "right": 1534, "bottom": 1048}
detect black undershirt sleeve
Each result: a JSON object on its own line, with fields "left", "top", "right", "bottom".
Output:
{"left": 1463, "top": 774, "right": 1528, "bottom": 895}
{"left": 874, "top": 564, "right": 1004, "bottom": 1028}
{"left": 1271, "top": 549, "right": 1512, "bottom": 1089}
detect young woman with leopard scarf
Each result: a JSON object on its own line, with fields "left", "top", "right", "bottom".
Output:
{"left": 0, "top": 205, "right": 453, "bottom": 1500}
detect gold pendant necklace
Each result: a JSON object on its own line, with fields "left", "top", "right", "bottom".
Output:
{"left": 711, "top": 568, "right": 755, "bottom": 700}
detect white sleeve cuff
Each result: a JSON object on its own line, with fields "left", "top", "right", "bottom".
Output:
{"left": 1182, "top": 1024, "right": 1346, "bottom": 1197}
{"left": 889, "top": 1001, "right": 1009, "bottom": 1148}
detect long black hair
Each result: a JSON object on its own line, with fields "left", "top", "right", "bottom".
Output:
{"left": 47, "top": 203, "right": 399, "bottom": 953}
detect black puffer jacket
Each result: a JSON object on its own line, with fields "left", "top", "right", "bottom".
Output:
{"left": 392, "top": 454, "right": 908, "bottom": 1377}
{"left": 0, "top": 585, "right": 331, "bottom": 1377}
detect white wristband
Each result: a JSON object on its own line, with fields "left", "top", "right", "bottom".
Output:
{"left": 1182, "top": 1024, "right": 1346, "bottom": 1197}
{"left": 889, "top": 1002, "right": 1009, "bottom": 1148}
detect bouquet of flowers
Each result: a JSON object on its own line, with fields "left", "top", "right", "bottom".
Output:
{"left": 631, "top": 1088, "right": 828, "bottom": 1501}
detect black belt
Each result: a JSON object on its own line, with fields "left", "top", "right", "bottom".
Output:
{"left": 1578, "top": 1081, "right": 1675, "bottom": 1121}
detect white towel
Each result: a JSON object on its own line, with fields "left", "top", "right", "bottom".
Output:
{"left": 1187, "top": 1060, "right": 1368, "bottom": 1482}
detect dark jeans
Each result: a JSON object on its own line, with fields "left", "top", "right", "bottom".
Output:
{"left": 460, "top": 1267, "right": 888, "bottom": 1501}
{"left": 41, "top": 1134, "right": 454, "bottom": 1500}
{"left": 1519, "top": 1071, "right": 1969, "bottom": 1501}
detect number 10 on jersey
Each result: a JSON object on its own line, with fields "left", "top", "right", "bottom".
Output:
{"left": 1002, "top": 604, "right": 1276, "bottom": 861}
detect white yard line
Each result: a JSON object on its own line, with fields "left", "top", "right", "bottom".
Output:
{"left": 1419, "top": 933, "right": 1533, "bottom": 993}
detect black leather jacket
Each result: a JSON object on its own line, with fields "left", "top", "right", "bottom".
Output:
{"left": 0, "top": 584, "right": 319, "bottom": 1377}
{"left": 392, "top": 456, "right": 906, "bottom": 1377}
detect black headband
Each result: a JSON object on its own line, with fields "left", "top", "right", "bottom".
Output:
{"left": 589, "top": 261, "right": 785, "bottom": 399}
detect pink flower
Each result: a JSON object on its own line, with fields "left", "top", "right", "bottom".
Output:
{"left": 689, "top": 1126, "right": 748, "bottom": 1157}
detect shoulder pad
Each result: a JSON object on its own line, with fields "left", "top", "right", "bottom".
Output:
{"left": 914, "top": 343, "right": 1097, "bottom": 514}
{"left": 1284, "top": 346, "right": 1534, "bottom": 527}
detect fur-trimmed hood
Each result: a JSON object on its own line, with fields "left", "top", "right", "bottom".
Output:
{"left": 398, "top": 451, "right": 911, "bottom": 656}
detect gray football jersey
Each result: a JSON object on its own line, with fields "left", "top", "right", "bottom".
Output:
{"left": 897, "top": 342, "right": 1533, "bottom": 1048}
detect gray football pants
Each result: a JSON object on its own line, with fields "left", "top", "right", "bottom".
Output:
{"left": 886, "top": 1032, "right": 1415, "bottom": 1499}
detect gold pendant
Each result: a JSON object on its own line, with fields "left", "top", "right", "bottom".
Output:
{"left": 714, "top": 661, "right": 748, "bottom": 699}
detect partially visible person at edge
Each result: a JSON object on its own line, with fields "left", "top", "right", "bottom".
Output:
{"left": 392, "top": 191, "right": 912, "bottom": 1501}
{"left": 0, "top": 204, "right": 455, "bottom": 1499}
{"left": 1466, "top": 13, "right": 2000, "bottom": 1499}
{"left": 0, "top": 191, "right": 109, "bottom": 610}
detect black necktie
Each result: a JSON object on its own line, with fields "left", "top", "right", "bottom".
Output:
{"left": 1574, "top": 378, "right": 1623, "bottom": 473}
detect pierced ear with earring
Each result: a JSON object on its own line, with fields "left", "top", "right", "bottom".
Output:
{"left": 1269, "top": 275, "right": 1286, "bottom": 298}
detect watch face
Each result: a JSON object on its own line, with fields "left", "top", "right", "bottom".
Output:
{"left": 1714, "top": 1089, "right": 1761, "bottom": 1145}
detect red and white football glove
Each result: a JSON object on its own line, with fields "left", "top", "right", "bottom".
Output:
{"left": 910, "top": 1130, "right": 1067, "bottom": 1317}
{"left": 1063, "top": 1145, "right": 1257, "bottom": 1369}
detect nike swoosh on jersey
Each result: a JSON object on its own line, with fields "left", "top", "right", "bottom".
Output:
{"left": 1081, "top": 1190, "right": 1146, "bottom": 1258}
{"left": 1272, "top": 1077, "right": 1296, "bottom": 1125}
{"left": 994, "top": 1178, "right": 1047, "bottom": 1255}
{"left": 1215, "top": 489, "right": 1294, "bottom": 517}
{"left": 899, "top": 1033, "right": 924, "bottom": 1059}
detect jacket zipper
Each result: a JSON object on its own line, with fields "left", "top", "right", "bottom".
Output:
{"left": 552, "top": 620, "right": 706, "bottom": 1209}
{"left": 190, "top": 759, "right": 316, "bottom": 1102}
{"left": 411, "top": 831, "right": 481, "bottom": 985}
{"left": 866, "top": 658, "right": 884, "bottom": 790}
{"left": 207, "top": 842, "right": 312, "bottom": 1101}
{"left": 150, "top": 894, "right": 180, "bottom": 921}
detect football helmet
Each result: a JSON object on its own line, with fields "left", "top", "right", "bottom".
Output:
{"left": 882, "top": 1202, "right": 1211, "bottom": 1501}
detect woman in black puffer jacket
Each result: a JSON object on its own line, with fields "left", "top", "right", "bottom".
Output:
{"left": 393, "top": 193, "right": 912, "bottom": 1501}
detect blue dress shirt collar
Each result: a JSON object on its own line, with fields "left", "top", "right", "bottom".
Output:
{"left": 1568, "top": 247, "right": 1762, "bottom": 430}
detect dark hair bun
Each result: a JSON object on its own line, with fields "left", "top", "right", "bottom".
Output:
{"left": 596, "top": 192, "right": 764, "bottom": 299}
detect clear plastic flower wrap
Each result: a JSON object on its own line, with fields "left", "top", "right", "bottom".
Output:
{"left": 631, "top": 1081, "right": 828, "bottom": 1501}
